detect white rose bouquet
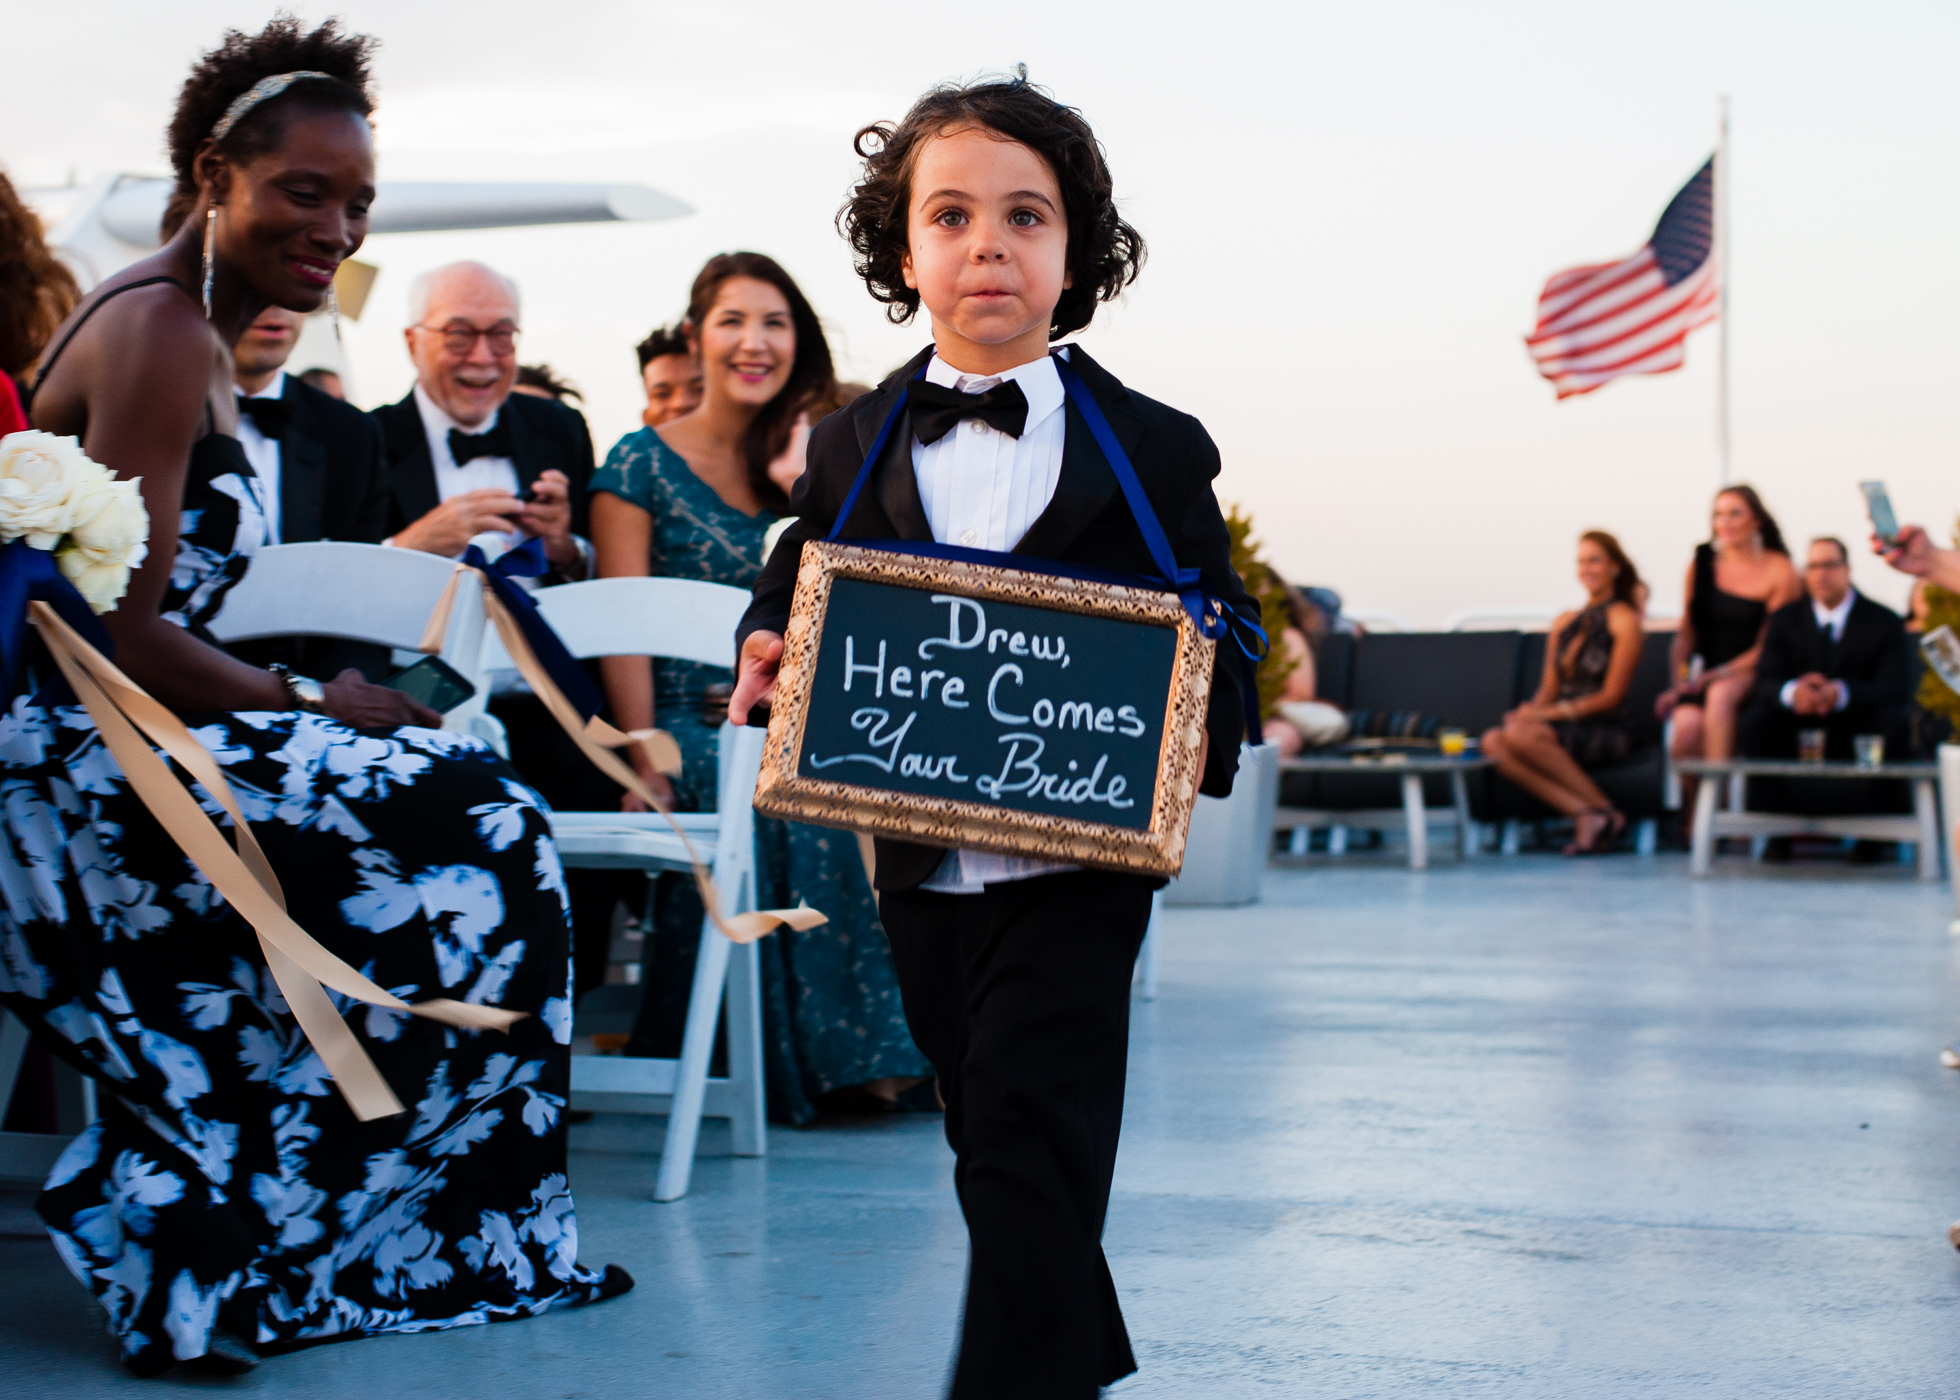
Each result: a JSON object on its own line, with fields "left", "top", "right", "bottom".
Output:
{"left": 0, "top": 431, "right": 149, "bottom": 613}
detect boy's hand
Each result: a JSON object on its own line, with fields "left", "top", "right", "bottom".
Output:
{"left": 731, "top": 630, "right": 784, "bottom": 726}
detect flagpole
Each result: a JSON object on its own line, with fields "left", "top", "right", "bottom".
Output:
{"left": 1717, "top": 95, "right": 1731, "bottom": 486}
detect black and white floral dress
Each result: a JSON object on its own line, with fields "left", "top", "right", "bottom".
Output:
{"left": 0, "top": 416, "right": 617, "bottom": 1370}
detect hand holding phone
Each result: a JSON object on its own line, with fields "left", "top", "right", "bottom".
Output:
{"left": 384, "top": 656, "right": 477, "bottom": 714}
{"left": 1860, "top": 480, "right": 1900, "bottom": 545}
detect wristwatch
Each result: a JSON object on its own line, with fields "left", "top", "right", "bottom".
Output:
{"left": 268, "top": 663, "right": 327, "bottom": 713}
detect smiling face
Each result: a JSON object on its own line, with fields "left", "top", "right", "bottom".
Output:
{"left": 1711, "top": 490, "right": 1759, "bottom": 549}
{"left": 405, "top": 265, "right": 522, "bottom": 427}
{"left": 207, "top": 106, "right": 373, "bottom": 315}
{"left": 642, "top": 352, "right": 704, "bottom": 426}
{"left": 901, "top": 124, "right": 1071, "bottom": 373}
{"left": 1576, "top": 536, "right": 1619, "bottom": 601}
{"left": 689, "top": 276, "right": 794, "bottom": 412}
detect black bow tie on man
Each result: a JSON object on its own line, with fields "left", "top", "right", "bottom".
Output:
{"left": 909, "top": 378, "right": 1030, "bottom": 445}
{"left": 449, "top": 420, "right": 515, "bottom": 466}
{"left": 236, "top": 393, "right": 292, "bottom": 440}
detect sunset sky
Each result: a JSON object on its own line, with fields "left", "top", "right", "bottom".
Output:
{"left": 6, "top": 1, "right": 1955, "bottom": 623}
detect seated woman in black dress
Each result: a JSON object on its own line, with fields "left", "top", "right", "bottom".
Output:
{"left": 1654, "top": 485, "right": 1802, "bottom": 832}
{"left": 4, "top": 20, "right": 626, "bottom": 1375}
{"left": 1483, "top": 531, "right": 1646, "bottom": 853}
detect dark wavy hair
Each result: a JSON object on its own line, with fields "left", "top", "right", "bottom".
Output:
{"left": 684, "top": 252, "right": 836, "bottom": 513}
{"left": 0, "top": 170, "right": 80, "bottom": 379}
{"left": 166, "top": 14, "right": 377, "bottom": 202}
{"left": 1580, "top": 529, "right": 1644, "bottom": 608}
{"left": 838, "top": 68, "right": 1145, "bottom": 340}
{"left": 635, "top": 324, "right": 690, "bottom": 371}
{"left": 1713, "top": 483, "right": 1788, "bottom": 555}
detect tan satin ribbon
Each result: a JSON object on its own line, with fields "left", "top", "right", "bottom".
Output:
{"left": 27, "top": 601, "right": 524, "bottom": 1122}
{"left": 420, "top": 564, "right": 826, "bottom": 946}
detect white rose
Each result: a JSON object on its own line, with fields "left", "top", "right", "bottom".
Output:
{"left": 0, "top": 431, "right": 110, "bottom": 550}
{"left": 57, "top": 476, "right": 148, "bottom": 613}
{"left": 57, "top": 550, "right": 134, "bottom": 614}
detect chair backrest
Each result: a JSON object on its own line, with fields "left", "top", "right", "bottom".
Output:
{"left": 479, "top": 576, "right": 752, "bottom": 670}
{"left": 204, "top": 541, "right": 488, "bottom": 721}
{"left": 207, "top": 540, "right": 482, "bottom": 652}
{"left": 1348, "top": 631, "right": 1523, "bottom": 735}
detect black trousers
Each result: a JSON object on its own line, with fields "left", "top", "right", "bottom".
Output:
{"left": 880, "top": 870, "right": 1154, "bottom": 1399}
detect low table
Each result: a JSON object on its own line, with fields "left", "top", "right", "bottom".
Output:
{"left": 1674, "top": 758, "right": 1942, "bottom": 880}
{"left": 1276, "top": 753, "right": 1493, "bottom": 870}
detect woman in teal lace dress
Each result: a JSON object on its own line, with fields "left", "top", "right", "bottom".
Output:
{"left": 589, "top": 253, "right": 926, "bottom": 1124}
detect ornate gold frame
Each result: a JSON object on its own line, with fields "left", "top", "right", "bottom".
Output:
{"left": 755, "top": 541, "right": 1216, "bottom": 878}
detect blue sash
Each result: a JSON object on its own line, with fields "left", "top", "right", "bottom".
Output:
{"left": 825, "top": 353, "right": 1266, "bottom": 740}
{"left": 0, "top": 538, "right": 118, "bottom": 709}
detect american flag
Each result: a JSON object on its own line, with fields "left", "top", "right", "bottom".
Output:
{"left": 1527, "top": 158, "right": 1717, "bottom": 398}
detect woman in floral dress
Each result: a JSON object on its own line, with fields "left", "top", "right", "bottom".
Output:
{"left": 0, "top": 19, "right": 626, "bottom": 1376}
{"left": 591, "top": 253, "right": 928, "bottom": 1124}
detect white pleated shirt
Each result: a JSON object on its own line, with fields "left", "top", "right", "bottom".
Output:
{"left": 911, "top": 349, "right": 1078, "bottom": 894}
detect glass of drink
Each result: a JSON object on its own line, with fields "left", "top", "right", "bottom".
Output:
{"left": 1798, "top": 729, "right": 1828, "bottom": 764}
{"left": 1438, "top": 729, "right": 1467, "bottom": 757}
{"left": 1854, "top": 734, "right": 1885, "bottom": 770}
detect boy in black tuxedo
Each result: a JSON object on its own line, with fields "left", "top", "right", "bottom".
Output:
{"left": 731, "top": 73, "right": 1254, "bottom": 1398}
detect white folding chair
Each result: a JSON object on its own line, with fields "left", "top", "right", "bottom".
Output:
{"left": 205, "top": 541, "right": 494, "bottom": 737}
{"left": 480, "top": 576, "right": 766, "bottom": 1201}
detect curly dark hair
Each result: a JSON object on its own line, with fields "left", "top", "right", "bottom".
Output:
{"left": 634, "top": 324, "right": 690, "bottom": 371}
{"left": 166, "top": 14, "right": 378, "bottom": 201}
{"left": 838, "top": 68, "right": 1144, "bottom": 340}
{"left": 0, "top": 170, "right": 80, "bottom": 379}
{"left": 515, "top": 362, "right": 583, "bottom": 404}
{"left": 684, "top": 252, "right": 837, "bottom": 513}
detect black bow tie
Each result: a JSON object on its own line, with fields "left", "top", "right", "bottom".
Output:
{"left": 236, "top": 393, "right": 292, "bottom": 439}
{"left": 909, "top": 378, "right": 1030, "bottom": 446}
{"left": 449, "top": 421, "right": 514, "bottom": 465}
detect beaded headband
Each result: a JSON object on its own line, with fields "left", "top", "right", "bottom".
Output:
{"left": 209, "top": 70, "right": 337, "bottom": 143}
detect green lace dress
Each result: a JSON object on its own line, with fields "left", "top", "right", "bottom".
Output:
{"left": 589, "top": 430, "right": 927, "bottom": 1124}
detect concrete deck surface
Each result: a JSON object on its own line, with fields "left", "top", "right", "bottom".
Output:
{"left": 6, "top": 853, "right": 1960, "bottom": 1396}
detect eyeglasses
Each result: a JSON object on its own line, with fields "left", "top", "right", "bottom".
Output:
{"left": 1805, "top": 559, "right": 1850, "bottom": 571}
{"left": 416, "top": 322, "right": 520, "bottom": 356}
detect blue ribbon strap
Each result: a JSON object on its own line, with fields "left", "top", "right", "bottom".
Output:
{"left": 0, "top": 538, "right": 117, "bottom": 709}
{"left": 463, "top": 536, "right": 605, "bottom": 722}
{"left": 825, "top": 354, "right": 1268, "bottom": 740}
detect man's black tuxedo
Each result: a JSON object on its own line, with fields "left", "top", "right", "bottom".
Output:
{"left": 737, "top": 344, "right": 1255, "bottom": 894}
{"left": 370, "top": 386, "right": 596, "bottom": 540}
{"left": 1741, "top": 591, "right": 1913, "bottom": 756}
{"left": 1740, "top": 590, "right": 1915, "bottom": 816}
{"left": 224, "top": 374, "right": 391, "bottom": 680}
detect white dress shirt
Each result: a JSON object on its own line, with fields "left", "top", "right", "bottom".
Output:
{"left": 1778, "top": 588, "right": 1856, "bottom": 711}
{"left": 414, "top": 382, "right": 521, "bottom": 503}
{"left": 234, "top": 370, "right": 285, "bottom": 546}
{"left": 911, "top": 349, "right": 1076, "bottom": 894}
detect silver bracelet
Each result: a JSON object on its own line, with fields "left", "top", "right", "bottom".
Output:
{"left": 267, "top": 663, "right": 326, "bottom": 713}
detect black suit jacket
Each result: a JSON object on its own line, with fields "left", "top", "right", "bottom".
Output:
{"left": 1745, "top": 591, "right": 1913, "bottom": 728}
{"left": 371, "top": 387, "right": 596, "bottom": 541}
{"left": 738, "top": 344, "right": 1256, "bottom": 892}
{"left": 225, "top": 374, "right": 393, "bottom": 680}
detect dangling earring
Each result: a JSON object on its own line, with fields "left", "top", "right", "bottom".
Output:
{"left": 201, "top": 207, "right": 217, "bottom": 320}
{"left": 328, "top": 281, "right": 343, "bottom": 345}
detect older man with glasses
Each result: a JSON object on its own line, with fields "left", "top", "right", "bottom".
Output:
{"left": 373, "top": 260, "right": 594, "bottom": 578}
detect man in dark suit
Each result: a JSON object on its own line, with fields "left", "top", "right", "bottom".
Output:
{"left": 732, "top": 342, "right": 1253, "bottom": 1393}
{"left": 225, "top": 305, "right": 392, "bottom": 680}
{"left": 370, "top": 261, "right": 595, "bottom": 566}
{"left": 370, "top": 260, "right": 617, "bottom": 997}
{"left": 1740, "top": 535, "right": 1915, "bottom": 821}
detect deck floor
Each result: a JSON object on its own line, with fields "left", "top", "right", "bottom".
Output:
{"left": 6, "top": 851, "right": 1960, "bottom": 1396}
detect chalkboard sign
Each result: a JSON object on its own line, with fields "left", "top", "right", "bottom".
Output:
{"left": 755, "top": 542, "right": 1215, "bottom": 876}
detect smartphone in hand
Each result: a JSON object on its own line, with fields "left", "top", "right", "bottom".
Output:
{"left": 384, "top": 656, "right": 477, "bottom": 714}
{"left": 1860, "top": 480, "right": 1900, "bottom": 545}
